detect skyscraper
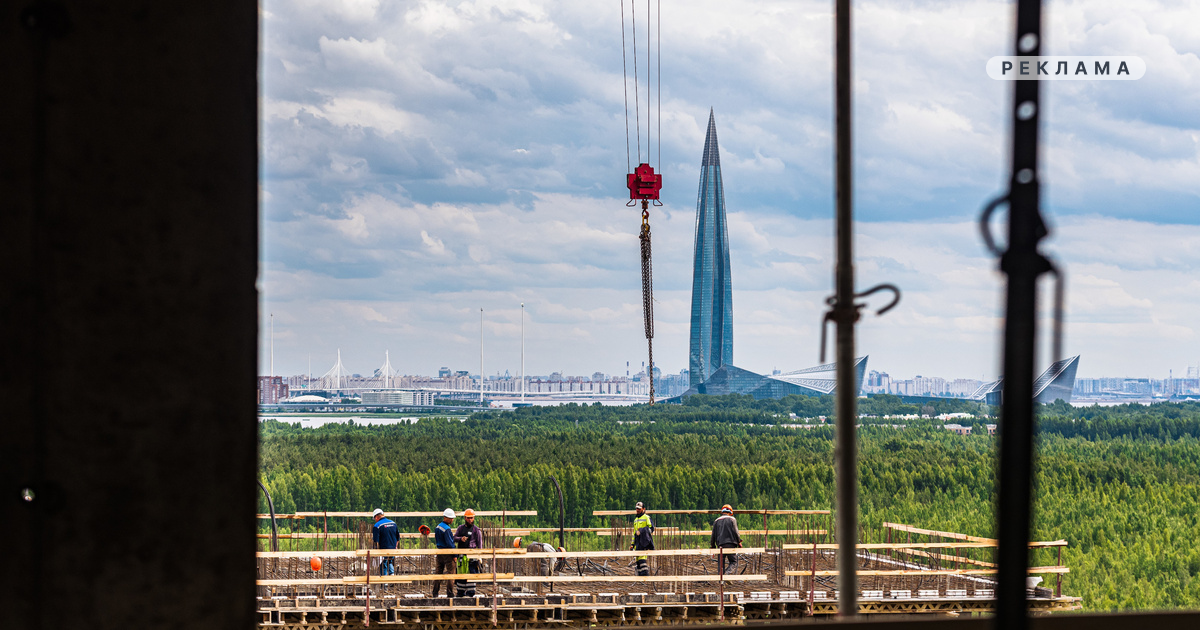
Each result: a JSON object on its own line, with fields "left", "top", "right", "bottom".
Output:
{"left": 689, "top": 109, "right": 733, "bottom": 386}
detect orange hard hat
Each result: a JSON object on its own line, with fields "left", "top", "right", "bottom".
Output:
{"left": 310, "top": 556, "right": 323, "bottom": 572}
{"left": 721, "top": 504, "right": 733, "bottom": 513}
{"left": 418, "top": 524, "right": 431, "bottom": 536}
{"left": 464, "top": 508, "right": 476, "bottom": 518}
{"left": 513, "top": 537, "right": 523, "bottom": 548}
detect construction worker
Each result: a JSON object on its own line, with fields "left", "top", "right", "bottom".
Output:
{"left": 431, "top": 508, "right": 457, "bottom": 598}
{"left": 629, "top": 501, "right": 654, "bottom": 576}
{"left": 371, "top": 508, "right": 398, "bottom": 576}
{"left": 454, "top": 508, "right": 483, "bottom": 597}
{"left": 710, "top": 505, "right": 742, "bottom": 574}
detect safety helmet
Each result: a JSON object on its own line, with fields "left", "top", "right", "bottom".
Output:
{"left": 443, "top": 508, "right": 456, "bottom": 519}
{"left": 557, "top": 546, "right": 565, "bottom": 553}
{"left": 372, "top": 508, "right": 384, "bottom": 517}
{"left": 418, "top": 524, "right": 431, "bottom": 536}
{"left": 721, "top": 504, "right": 733, "bottom": 514}
{"left": 464, "top": 508, "right": 476, "bottom": 518}
{"left": 634, "top": 501, "right": 644, "bottom": 510}
{"left": 513, "top": 537, "right": 523, "bottom": 548}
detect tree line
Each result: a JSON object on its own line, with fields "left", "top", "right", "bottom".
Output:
{"left": 259, "top": 396, "right": 1200, "bottom": 610}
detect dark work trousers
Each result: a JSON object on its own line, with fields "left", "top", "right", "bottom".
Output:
{"left": 635, "top": 557, "right": 650, "bottom": 576}
{"left": 718, "top": 545, "right": 739, "bottom": 574}
{"left": 456, "top": 558, "right": 481, "bottom": 597}
{"left": 432, "top": 555, "right": 457, "bottom": 598}
{"left": 378, "top": 556, "right": 395, "bottom": 576}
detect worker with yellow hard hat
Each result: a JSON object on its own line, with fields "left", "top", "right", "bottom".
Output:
{"left": 453, "top": 508, "right": 483, "bottom": 597}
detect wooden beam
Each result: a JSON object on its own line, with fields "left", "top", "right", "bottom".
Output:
{"left": 293, "top": 511, "right": 537, "bottom": 518}
{"left": 781, "top": 540, "right": 1067, "bottom": 550}
{"left": 593, "top": 509, "right": 829, "bottom": 516}
{"left": 256, "top": 578, "right": 348, "bottom": 586}
{"left": 355, "top": 548, "right": 529, "bottom": 557}
{"left": 491, "top": 527, "right": 631, "bottom": 534}
{"left": 519, "top": 548, "right": 768, "bottom": 559}
{"left": 596, "top": 529, "right": 825, "bottom": 536}
{"left": 503, "top": 574, "right": 770, "bottom": 583}
{"left": 343, "top": 573, "right": 515, "bottom": 584}
{"left": 786, "top": 567, "right": 1069, "bottom": 577}
{"left": 257, "top": 551, "right": 359, "bottom": 558}
{"left": 883, "top": 522, "right": 997, "bottom": 544}
{"left": 357, "top": 547, "right": 768, "bottom": 559}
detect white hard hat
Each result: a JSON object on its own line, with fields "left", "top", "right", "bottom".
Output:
{"left": 372, "top": 508, "right": 384, "bottom": 517}
{"left": 443, "top": 508, "right": 456, "bottom": 519}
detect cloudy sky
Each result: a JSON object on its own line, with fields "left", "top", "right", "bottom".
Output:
{"left": 260, "top": 0, "right": 1200, "bottom": 382}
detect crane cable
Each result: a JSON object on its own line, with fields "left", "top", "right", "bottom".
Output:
{"left": 622, "top": 0, "right": 659, "bottom": 404}
{"left": 640, "top": 206, "right": 654, "bottom": 404}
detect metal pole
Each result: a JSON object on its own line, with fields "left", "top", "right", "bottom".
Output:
{"left": 521, "top": 303, "right": 525, "bottom": 403}
{"left": 995, "top": 2, "right": 1045, "bottom": 630}
{"left": 475, "top": 307, "right": 480, "bottom": 403}
{"left": 834, "top": 0, "right": 858, "bottom": 618}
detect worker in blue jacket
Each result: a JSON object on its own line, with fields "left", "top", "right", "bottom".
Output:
{"left": 372, "top": 508, "right": 399, "bottom": 576}
{"left": 431, "top": 508, "right": 457, "bottom": 598}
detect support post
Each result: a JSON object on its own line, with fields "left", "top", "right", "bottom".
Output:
{"left": 995, "top": 3, "right": 1046, "bottom": 630}
{"left": 833, "top": 0, "right": 859, "bottom": 618}
{"left": 718, "top": 547, "right": 725, "bottom": 622}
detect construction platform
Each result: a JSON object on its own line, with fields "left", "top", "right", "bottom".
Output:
{"left": 256, "top": 513, "right": 1080, "bottom": 629}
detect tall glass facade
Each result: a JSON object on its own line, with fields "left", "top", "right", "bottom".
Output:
{"left": 689, "top": 109, "right": 734, "bottom": 386}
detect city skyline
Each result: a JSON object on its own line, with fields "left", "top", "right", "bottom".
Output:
{"left": 259, "top": 2, "right": 1200, "bottom": 382}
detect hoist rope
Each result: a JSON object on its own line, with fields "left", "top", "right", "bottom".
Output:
{"left": 620, "top": 0, "right": 631, "bottom": 173}
{"left": 640, "top": 205, "right": 655, "bottom": 404}
{"left": 631, "top": 1, "right": 641, "bottom": 163}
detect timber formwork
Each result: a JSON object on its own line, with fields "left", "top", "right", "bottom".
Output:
{"left": 256, "top": 517, "right": 1080, "bottom": 629}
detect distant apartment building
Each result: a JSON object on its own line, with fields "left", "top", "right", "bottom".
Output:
{"left": 257, "top": 376, "right": 289, "bottom": 404}
{"left": 361, "top": 390, "right": 436, "bottom": 405}
{"left": 1074, "top": 376, "right": 1200, "bottom": 398}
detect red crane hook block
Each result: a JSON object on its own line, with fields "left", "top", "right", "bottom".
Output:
{"left": 627, "top": 163, "right": 662, "bottom": 200}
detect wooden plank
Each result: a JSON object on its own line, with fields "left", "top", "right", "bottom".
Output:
{"left": 883, "top": 522, "right": 996, "bottom": 544}
{"left": 781, "top": 540, "right": 1067, "bottom": 550}
{"left": 256, "top": 532, "right": 428, "bottom": 539}
{"left": 786, "top": 567, "right": 1069, "bottom": 577}
{"left": 355, "top": 548, "right": 529, "bottom": 557}
{"left": 343, "top": 573, "right": 515, "bottom": 584}
{"left": 256, "top": 514, "right": 305, "bottom": 519}
{"left": 355, "top": 547, "right": 768, "bottom": 559}
{"left": 593, "top": 509, "right": 829, "bottom": 516}
{"left": 519, "top": 548, "right": 768, "bottom": 559}
{"left": 257, "top": 551, "right": 359, "bottom": 558}
{"left": 893, "top": 547, "right": 997, "bottom": 568}
{"left": 596, "top": 529, "right": 825, "bottom": 537}
{"left": 503, "top": 574, "right": 770, "bottom": 583}
{"left": 491, "top": 527, "right": 629, "bottom": 533}
{"left": 293, "top": 511, "right": 537, "bottom": 518}
{"left": 256, "top": 578, "right": 348, "bottom": 586}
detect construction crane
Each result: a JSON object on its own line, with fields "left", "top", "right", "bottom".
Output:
{"left": 620, "top": 0, "right": 662, "bottom": 404}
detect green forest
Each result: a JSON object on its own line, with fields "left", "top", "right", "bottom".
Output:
{"left": 259, "top": 395, "right": 1200, "bottom": 612}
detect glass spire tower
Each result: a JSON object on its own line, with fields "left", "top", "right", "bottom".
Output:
{"left": 689, "top": 109, "right": 733, "bottom": 386}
